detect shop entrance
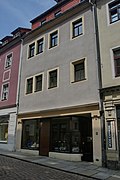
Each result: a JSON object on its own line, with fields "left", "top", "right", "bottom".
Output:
{"left": 39, "top": 119, "right": 50, "bottom": 156}
{"left": 80, "top": 116, "right": 93, "bottom": 162}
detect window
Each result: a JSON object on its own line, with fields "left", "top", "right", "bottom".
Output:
{"left": 1, "top": 84, "right": 9, "bottom": 101}
{"left": 35, "top": 74, "right": 43, "bottom": 92}
{"left": 113, "top": 48, "right": 120, "bottom": 77}
{"left": 26, "top": 78, "right": 33, "bottom": 94}
{"left": 71, "top": 59, "right": 85, "bottom": 82}
{"left": 51, "top": 116, "right": 82, "bottom": 154}
{"left": 55, "top": 10, "right": 61, "bottom": 17}
{"left": 0, "top": 116, "right": 9, "bottom": 143}
{"left": 49, "top": 69, "right": 57, "bottom": 89}
{"left": 28, "top": 43, "right": 35, "bottom": 58}
{"left": 72, "top": 18, "right": 83, "bottom": 38}
{"left": 22, "top": 119, "right": 39, "bottom": 150}
{"left": 49, "top": 31, "right": 58, "bottom": 48}
{"left": 36, "top": 38, "right": 44, "bottom": 54}
{"left": 109, "top": 0, "right": 120, "bottom": 23}
{"left": 5, "top": 53, "right": 12, "bottom": 68}
{"left": 41, "top": 19, "right": 46, "bottom": 26}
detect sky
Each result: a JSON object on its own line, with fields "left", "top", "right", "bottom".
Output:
{"left": 0, "top": 0, "right": 56, "bottom": 40}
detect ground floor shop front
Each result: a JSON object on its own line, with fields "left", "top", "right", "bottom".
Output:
{"left": 0, "top": 107, "right": 17, "bottom": 151}
{"left": 16, "top": 104, "right": 102, "bottom": 166}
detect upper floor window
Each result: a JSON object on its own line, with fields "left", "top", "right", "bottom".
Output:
{"left": 5, "top": 53, "right": 12, "bottom": 68}
{"left": 72, "top": 18, "right": 83, "bottom": 38}
{"left": 28, "top": 43, "right": 35, "bottom": 58}
{"left": 35, "top": 74, "right": 43, "bottom": 92}
{"left": 113, "top": 48, "right": 120, "bottom": 77}
{"left": 49, "top": 30, "right": 58, "bottom": 48}
{"left": 1, "top": 83, "right": 9, "bottom": 101}
{"left": 36, "top": 38, "right": 44, "bottom": 54}
{"left": 109, "top": 0, "right": 120, "bottom": 23}
{"left": 26, "top": 77, "right": 33, "bottom": 94}
{"left": 48, "top": 69, "right": 58, "bottom": 89}
{"left": 71, "top": 59, "right": 86, "bottom": 83}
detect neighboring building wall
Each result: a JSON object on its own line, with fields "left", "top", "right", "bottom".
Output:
{"left": 97, "top": 0, "right": 120, "bottom": 169}
{"left": 0, "top": 43, "right": 21, "bottom": 108}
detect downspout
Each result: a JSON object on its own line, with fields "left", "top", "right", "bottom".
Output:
{"left": 14, "top": 38, "right": 23, "bottom": 151}
{"left": 88, "top": 0, "right": 107, "bottom": 167}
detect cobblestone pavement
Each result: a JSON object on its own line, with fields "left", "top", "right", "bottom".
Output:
{"left": 0, "top": 155, "right": 93, "bottom": 180}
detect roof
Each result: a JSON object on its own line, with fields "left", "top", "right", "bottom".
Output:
{"left": 11, "top": 27, "right": 31, "bottom": 35}
{"left": 0, "top": 36, "right": 13, "bottom": 42}
{"left": 30, "top": 0, "right": 71, "bottom": 23}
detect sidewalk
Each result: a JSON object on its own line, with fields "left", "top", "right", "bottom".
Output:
{"left": 0, "top": 150, "right": 120, "bottom": 180}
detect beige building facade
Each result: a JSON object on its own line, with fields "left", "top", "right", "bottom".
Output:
{"left": 97, "top": 0, "right": 120, "bottom": 169}
{"left": 16, "top": 1, "right": 102, "bottom": 166}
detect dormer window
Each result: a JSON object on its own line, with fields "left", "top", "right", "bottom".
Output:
{"left": 54, "top": 10, "right": 61, "bottom": 17}
{"left": 41, "top": 19, "right": 46, "bottom": 26}
{"left": 13, "top": 32, "right": 20, "bottom": 39}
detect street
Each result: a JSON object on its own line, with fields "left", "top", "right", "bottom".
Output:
{"left": 0, "top": 155, "right": 92, "bottom": 180}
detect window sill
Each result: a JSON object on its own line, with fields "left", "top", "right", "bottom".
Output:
{"left": 110, "top": 19, "right": 120, "bottom": 24}
{"left": 49, "top": 45, "right": 57, "bottom": 49}
{"left": 72, "top": 33, "right": 83, "bottom": 39}
{"left": 36, "top": 51, "right": 43, "bottom": 55}
{"left": 1, "top": 99, "right": 8, "bottom": 101}
{"left": 26, "top": 92, "right": 32, "bottom": 95}
{"left": 71, "top": 78, "right": 86, "bottom": 83}
{"left": 48, "top": 86, "right": 57, "bottom": 89}
{"left": 28, "top": 55, "right": 34, "bottom": 59}
{"left": 0, "top": 141, "right": 7, "bottom": 144}
{"left": 34, "top": 90, "right": 42, "bottom": 93}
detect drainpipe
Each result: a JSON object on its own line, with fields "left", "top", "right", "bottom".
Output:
{"left": 88, "top": 0, "right": 107, "bottom": 167}
{"left": 14, "top": 38, "right": 23, "bottom": 151}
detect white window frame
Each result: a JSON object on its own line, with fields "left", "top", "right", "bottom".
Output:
{"left": 1, "top": 83, "right": 9, "bottom": 101}
{"left": 110, "top": 46, "right": 120, "bottom": 79}
{"left": 70, "top": 58, "right": 87, "bottom": 83}
{"left": 25, "top": 76, "right": 34, "bottom": 95}
{"left": 106, "top": 0, "right": 120, "bottom": 26}
{"left": 48, "top": 29, "right": 59, "bottom": 50}
{"left": 34, "top": 72, "right": 44, "bottom": 93}
{"left": 36, "top": 36, "right": 45, "bottom": 55}
{"left": 5, "top": 53, "right": 13, "bottom": 69}
{"left": 70, "top": 16, "right": 84, "bottom": 40}
{"left": 47, "top": 67, "right": 59, "bottom": 89}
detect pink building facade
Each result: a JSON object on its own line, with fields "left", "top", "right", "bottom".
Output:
{"left": 0, "top": 28, "right": 30, "bottom": 151}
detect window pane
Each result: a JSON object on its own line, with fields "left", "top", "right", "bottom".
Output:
{"left": 29, "top": 43, "right": 35, "bottom": 58}
{"left": 35, "top": 75, "right": 42, "bottom": 92}
{"left": 49, "top": 70, "right": 57, "bottom": 88}
{"left": 22, "top": 119, "right": 39, "bottom": 150}
{"left": 114, "top": 48, "right": 120, "bottom": 77}
{"left": 74, "top": 62, "right": 85, "bottom": 81}
{"left": 37, "top": 39, "right": 43, "bottom": 54}
{"left": 73, "top": 19, "right": 82, "bottom": 38}
{"left": 5, "top": 54, "right": 12, "bottom": 68}
{"left": 109, "top": 0, "right": 120, "bottom": 23}
{"left": 26, "top": 78, "right": 33, "bottom": 94}
{"left": 2, "top": 84, "right": 9, "bottom": 100}
{"left": 50, "top": 31, "right": 58, "bottom": 48}
{"left": 0, "top": 116, "right": 9, "bottom": 142}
